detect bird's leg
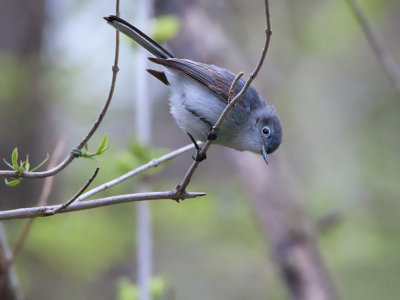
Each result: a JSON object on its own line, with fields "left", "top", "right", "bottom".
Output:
{"left": 186, "top": 132, "right": 207, "bottom": 162}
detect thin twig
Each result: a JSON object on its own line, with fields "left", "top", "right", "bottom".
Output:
{"left": 345, "top": 0, "right": 400, "bottom": 91}
{"left": 0, "top": 191, "right": 206, "bottom": 221}
{"left": 0, "top": 4, "right": 121, "bottom": 179}
{"left": 176, "top": 0, "right": 272, "bottom": 195}
{"left": 53, "top": 168, "right": 99, "bottom": 213}
{"left": 9, "top": 136, "right": 66, "bottom": 267}
{"left": 228, "top": 72, "right": 244, "bottom": 102}
{"left": 77, "top": 142, "right": 200, "bottom": 202}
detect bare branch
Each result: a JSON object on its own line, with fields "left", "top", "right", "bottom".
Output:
{"left": 176, "top": 0, "right": 272, "bottom": 195}
{"left": 53, "top": 167, "right": 99, "bottom": 213}
{"left": 0, "top": 7, "right": 121, "bottom": 179}
{"left": 77, "top": 142, "right": 200, "bottom": 202}
{"left": 345, "top": 0, "right": 400, "bottom": 91}
{"left": 228, "top": 72, "right": 244, "bottom": 102}
{"left": 0, "top": 191, "right": 205, "bottom": 221}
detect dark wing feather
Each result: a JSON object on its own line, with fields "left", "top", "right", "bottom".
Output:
{"left": 146, "top": 69, "right": 169, "bottom": 85}
{"left": 148, "top": 57, "right": 236, "bottom": 103}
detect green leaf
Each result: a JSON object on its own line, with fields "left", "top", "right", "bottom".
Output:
{"left": 151, "top": 15, "right": 181, "bottom": 44}
{"left": 25, "top": 155, "right": 30, "bottom": 171}
{"left": 96, "top": 134, "right": 109, "bottom": 155}
{"left": 2, "top": 158, "right": 14, "bottom": 170}
{"left": 30, "top": 153, "right": 49, "bottom": 172}
{"left": 11, "top": 148, "right": 18, "bottom": 167}
{"left": 18, "top": 160, "right": 25, "bottom": 172}
{"left": 5, "top": 178, "right": 21, "bottom": 186}
{"left": 115, "top": 138, "right": 167, "bottom": 175}
{"left": 75, "top": 135, "right": 109, "bottom": 160}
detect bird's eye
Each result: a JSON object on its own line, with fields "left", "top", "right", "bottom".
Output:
{"left": 262, "top": 127, "right": 271, "bottom": 137}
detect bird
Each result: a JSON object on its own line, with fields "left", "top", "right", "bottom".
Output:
{"left": 104, "top": 15, "right": 282, "bottom": 164}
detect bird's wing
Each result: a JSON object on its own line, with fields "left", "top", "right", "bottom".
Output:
{"left": 148, "top": 57, "right": 238, "bottom": 103}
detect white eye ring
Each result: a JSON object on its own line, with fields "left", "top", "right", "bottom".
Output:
{"left": 262, "top": 127, "right": 271, "bottom": 137}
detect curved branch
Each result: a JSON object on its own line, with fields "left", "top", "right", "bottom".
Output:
{"left": 0, "top": 11, "right": 121, "bottom": 179}
{"left": 176, "top": 0, "right": 272, "bottom": 194}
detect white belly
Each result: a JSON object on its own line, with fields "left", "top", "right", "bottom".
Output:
{"left": 166, "top": 69, "right": 226, "bottom": 141}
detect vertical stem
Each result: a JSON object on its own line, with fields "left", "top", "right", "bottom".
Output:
{"left": 0, "top": 223, "right": 23, "bottom": 300}
{"left": 135, "top": 0, "right": 153, "bottom": 299}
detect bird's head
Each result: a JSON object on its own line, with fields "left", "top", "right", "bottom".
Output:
{"left": 255, "top": 106, "right": 282, "bottom": 164}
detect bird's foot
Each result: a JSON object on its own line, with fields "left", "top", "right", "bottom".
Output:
{"left": 186, "top": 132, "right": 207, "bottom": 162}
{"left": 192, "top": 151, "right": 207, "bottom": 162}
{"left": 206, "top": 132, "right": 218, "bottom": 141}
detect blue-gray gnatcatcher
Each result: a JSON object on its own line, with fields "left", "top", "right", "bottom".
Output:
{"left": 104, "top": 16, "right": 282, "bottom": 164}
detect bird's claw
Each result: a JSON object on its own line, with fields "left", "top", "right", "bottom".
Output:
{"left": 192, "top": 151, "right": 207, "bottom": 162}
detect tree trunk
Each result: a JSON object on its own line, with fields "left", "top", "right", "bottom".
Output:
{"left": 233, "top": 152, "right": 338, "bottom": 300}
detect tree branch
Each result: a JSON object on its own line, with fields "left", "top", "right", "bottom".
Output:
{"left": 77, "top": 142, "right": 200, "bottom": 202}
{"left": 0, "top": 8, "right": 121, "bottom": 179}
{"left": 0, "top": 191, "right": 205, "bottom": 221}
{"left": 52, "top": 167, "right": 99, "bottom": 213}
{"left": 345, "top": 0, "right": 400, "bottom": 91}
{"left": 0, "top": 142, "right": 202, "bottom": 221}
{"left": 176, "top": 0, "right": 272, "bottom": 195}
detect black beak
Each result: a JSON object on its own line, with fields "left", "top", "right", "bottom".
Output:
{"left": 262, "top": 145, "right": 269, "bottom": 165}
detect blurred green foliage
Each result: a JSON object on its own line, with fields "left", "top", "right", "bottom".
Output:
{"left": 115, "top": 138, "right": 167, "bottom": 175}
{"left": 25, "top": 207, "right": 135, "bottom": 280}
{"left": 125, "top": 15, "right": 180, "bottom": 50}
{"left": 116, "top": 276, "right": 165, "bottom": 300}
{"left": 0, "top": 52, "right": 28, "bottom": 100}
{"left": 300, "top": 0, "right": 383, "bottom": 54}
{"left": 150, "top": 15, "right": 181, "bottom": 45}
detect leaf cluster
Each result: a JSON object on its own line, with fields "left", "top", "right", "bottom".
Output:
{"left": 3, "top": 148, "right": 49, "bottom": 186}
{"left": 73, "top": 135, "right": 109, "bottom": 160}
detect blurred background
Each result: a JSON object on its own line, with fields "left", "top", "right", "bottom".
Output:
{"left": 0, "top": 0, "right": 400, "bottom": 299}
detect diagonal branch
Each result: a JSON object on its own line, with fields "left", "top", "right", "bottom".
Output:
{"left": 345, "top": 0, "right": 400, "bottom": 91}
{"left": 52, "top": 167, "right": 99, "bottom": 213}
{"left": 77, "top": 142, "right": 200, "bottom": 202}
{"left": 176, "top": 0, "right": 272, "bottom": 196}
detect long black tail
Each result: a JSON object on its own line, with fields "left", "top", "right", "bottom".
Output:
{"left": 104, "top": 15, "right": 174, "bottom": 59}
